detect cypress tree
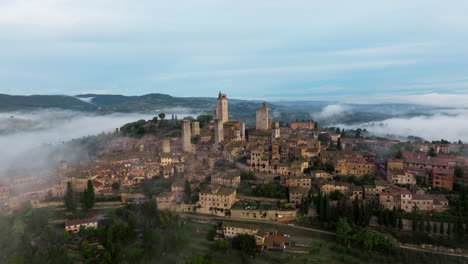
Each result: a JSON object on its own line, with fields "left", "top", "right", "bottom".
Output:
{"left": 433, "top": 221, "right": 437, "bottom": 233}
{"left": 440, "top": 221, "right": 445, "bottom": 235}
{"left": 324, "top": 195, "right": 331, "bottom": 221}
{"left": 398, "top": 216, "right": 403, "bottom": 230}
{"left": 384, "top": 210, "right": 390, "bottom": 227}
{"left": 418, "top": 218, "right": 424, "bottom": 232}
{"left": 337, "top": 138, "right": 343, "bottom": 151}
{"left": 82, "top": 180, "right": 95, "bottom": 210}
{"left": 412, "top": 218, "right": 417, "bottom": 232}
{"left": 411, "top": 206, "right": 418, "bottom": 232}
{"left": 425, "top": 219, "right": 431, "bottom": 233}
{"left": 316, "top": 193, "right": 322, "bottom": 215}
{"left": 391, "top": 206, "right": 397, "bottom": 228}
{"left": 378, "top": 208, "right": 383, "bottom": 226}
{"left": 64, "top": 182, "right": 76, "bottom": 212}
{"left": 353, "top": 197, "right": 359, "bottom": 225}
{"left": 447, "top": 223, "right": 452, "bottom": 236}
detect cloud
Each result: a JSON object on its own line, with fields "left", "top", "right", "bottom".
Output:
{"left": 314, "top": 104, "right": 351, "bottom": 120}
{"left": 0, "top": 109, "right": 198, "bottom": 177}
{"left": 346, "top": 110, "right": 468, "bottom": 142}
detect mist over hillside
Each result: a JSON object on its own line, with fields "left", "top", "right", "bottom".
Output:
{"left": 332, "top": 108, "right": 468, "bottom": 142}
{"left": 1, "top": 93, "right": 465, "bottom": 172}
{"left": 0, "top": 109, "right": 199, "bottom": 177}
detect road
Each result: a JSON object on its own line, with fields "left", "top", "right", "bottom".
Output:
{"left": 181, "top": 213, "right": 468, "bottom": 258}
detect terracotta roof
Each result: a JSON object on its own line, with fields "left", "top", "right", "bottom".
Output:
{"left": 403, "top": 152, "right": 450, "bottom": 167}
{"left": 432, "top": 168, "right": 454, "bottom": 176}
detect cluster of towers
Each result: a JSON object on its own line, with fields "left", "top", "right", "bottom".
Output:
{"left": 165, "top": 91, "right": 278, "bottom": 153}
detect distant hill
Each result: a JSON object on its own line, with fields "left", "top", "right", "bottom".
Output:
{"left": 0, "top": 94, "right": 97, "bottom": 112}
{"left": 0, "top": 93, "right": 443, "bottom": 126}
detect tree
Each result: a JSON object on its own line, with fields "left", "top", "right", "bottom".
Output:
{"left": 190, "top": 256, "right": 215, "bottom": 264}
{"left": 428, "top": 147, "right": 437, "bottom": 157}
{"left": 353, "top": 228, "right": 396, "bottom": 252}
{"left": 411, "top": 209, "right": 417, "bottom": 232}
{"left": 81, "top": 180, "right": 95, "bottom": 210}
{"left": 158, "top": 113, "right": 166, "bottom": 120}
{"left": 447, "top": 223, "right": 452, "bottom": 236}
{"left": 64, "top": 182, "right": 76, "bottom": 212}
{"left": 152, "top": 116, "right": 158, "bottom": 122}
{"left": 455, "top": 166, "right": 464, "bottom": 178}
{"left": 398, "top": 215, "right": 403, "bottom": 230}
{"left": 336, "top": 218, "right": 352, "bottom": 247}
{"left": 231, "top": 234, "right": 256, "bottom": 256}
{"left": 391, "top": 207, "right": 397, "bottom": 228}
{"left": 425, "top": 219, "right": 431, "bottom": 233}
{"left": 337, "top": 138, "right": 343, "bottom": 151}
{"left": 111, "top": 182, "right": 120, "bottom": 190}
{"left": 355, "top": 129, "right": 362, "bottom": 138}
{"left": 184, "top": 180, "right": 191, "bottom": 203}
{"left": 440, "top": 221, "right": 444, "bottom": 235}
{"left": 433, "top": 221, "right": 437, "bottom": 233}
{"left": 418, "top": 218, "right": 424, "bottom": 232}
{"left": 395, "top": 149, "right": 403, "bottom": 159}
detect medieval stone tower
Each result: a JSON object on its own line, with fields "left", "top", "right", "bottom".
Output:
{"left": 213, "top": 92, "right": 228, "bottom": 124}
{"left": 272, "top": 122, "right": 280, "bottom": 139}
{"left": 240, "top": 122, "right": 246, "bottom": 140}
{"left": 191, "top": 121, "right": 200, "bottom": 136}
{"left": 162, "top": 139, "right": 171, "bottom": 153}
{"left": 256, "top": 102, "right": 269, "bottom": 130}
{"left": 181, "top": 120, "right": 192, "bottom": 152}
{"left": 214, "top": 119, "right": 224, "bottom": 144}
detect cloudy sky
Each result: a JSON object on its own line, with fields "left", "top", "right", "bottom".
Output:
{"left": 1, "top": 0, "right": 468, "bottom": 105}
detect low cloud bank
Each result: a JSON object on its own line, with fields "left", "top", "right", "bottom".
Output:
{"left": 313, "top": 104, "right": 351, "bottom": 120}
{"left": 0, "top": 109, "right": 197, "bottom": 177}
{"left": 338, "top": 109, "right": 468, "bottom": 142}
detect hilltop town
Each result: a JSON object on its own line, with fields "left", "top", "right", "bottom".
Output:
{"left": 1, "top": 92, "right": 468, "bottom": 263}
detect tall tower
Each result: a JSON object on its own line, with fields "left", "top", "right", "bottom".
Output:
{"left": 240, "top": 122, "right": 246, "bottom": 141}
{"left": 272, "top": 122, "right": 280, "bottom": 139}
{"left": 162, "top": 139, "right": 171, "bottom": 153}
{"left": 213, "top": 92, "right": 228, "bottom": 124}
{"left": 181, "top": 120, "right": 192, "bottom": 152}
{"left": 192, "top": 121, "right": 200, "bottom": 136}
{"left": 214, "top": 119, "right": 224, "bottom": 144}
{"left": 256, "top": 102, "right": 269, "bottom": 130}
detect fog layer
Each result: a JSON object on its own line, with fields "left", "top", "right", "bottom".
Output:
{"left": 0, "top": 110, "right": 194, "bottom": 177}
{"left": 337, "top": 108, "right": 468, "bottom": 142}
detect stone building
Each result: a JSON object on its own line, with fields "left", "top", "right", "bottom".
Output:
{"left": 289, "top": 186, "right": 308, "bottom": 204}
{"left": 213, "top": 92, "right": 228, "bottom": 124}
{"left": 214, "top": 119, "right": 224, "bottom": 144}
{"left": 389, "top": 170, "right": 417, "bottom": 185}
{"left": 289, "top": 120, "right": 315, "bottom": 130}
{"left": 272, "top": 122, "right": 280, "bottom": 139}
{"left": 199, "top": 184, "right": 236, "bottom": 209}
{"left": 431, "top": 168, "right": 454, "bottom": 191}
{"left": 191, "top": 121, "right": 200, "bottom": 136}
{"left": 285, "top": 177, "right": 312, "bottom": 190}
{"left": 211, "top": 172, "right": 241, "bottom": 187}
{"left": 181, "top": 120, "right": 192, "bottom": 152}
{"left": 335, "top": 157, "right": 376, "bottom": 177}
{"left": 65, "top": 217, "right": 98, "bottom": 233}
{"left": 162, "top": 139, "right": 171, "bottom": 153}
{"left": 256, "top": 102, "right": 269, "bottom": 130}
{"left": 320, "top": 181, "right": 350, "bottom": 195}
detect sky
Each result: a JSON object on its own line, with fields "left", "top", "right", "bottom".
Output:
{"left": 1, "top": 0, "right": 468, "bottom": 106}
